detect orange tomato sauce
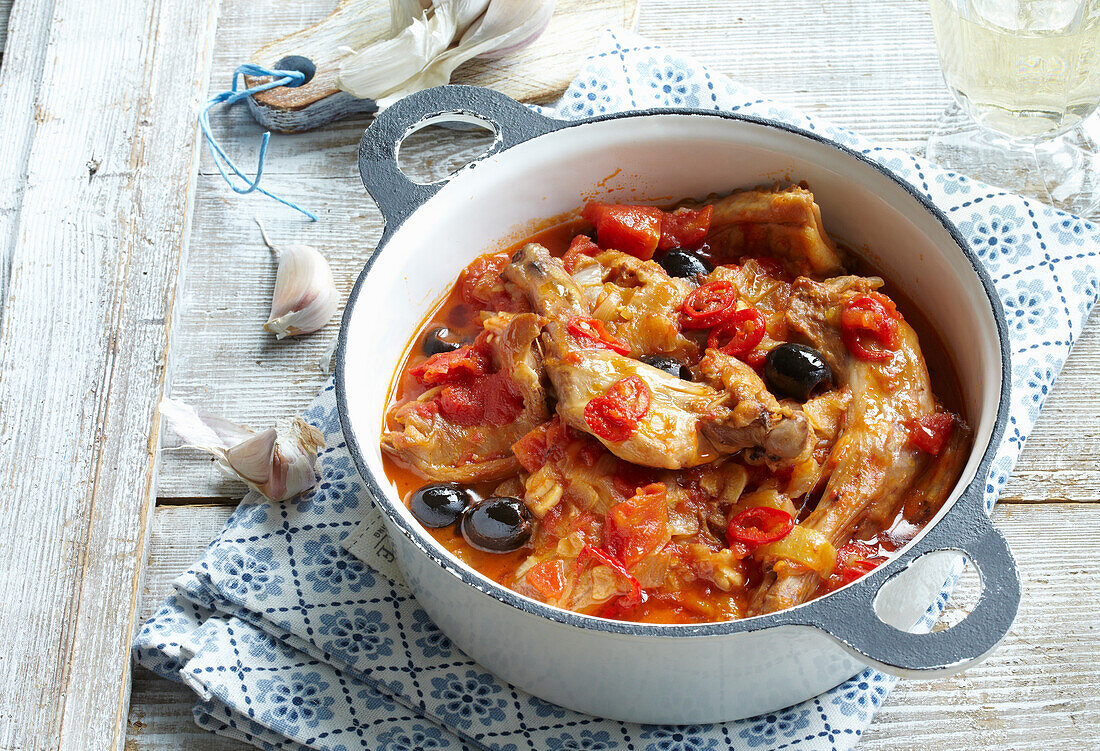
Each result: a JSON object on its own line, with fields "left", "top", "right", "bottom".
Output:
{"left": 380, "top": 211, "right": 967, "bottom": 624}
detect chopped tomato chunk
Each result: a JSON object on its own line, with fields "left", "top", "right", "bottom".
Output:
{"left": 457, "top": 251, "right": 511, "bottom": 307}
{"left": 438, "top": 372, "right": 523, "bottom": 427}
{"left": 512, "top": 418, "right": 580, "bottom": 473}
{"left": 583, "top": 376, "right": 651, "bottom": 443}
{"left": 824, "top": 541, "right": 888, "bottom": 590}
{"left": 583, "top": 202, "right": 663, "bottom": 260}
{"left": 512, "top": 422, "right": 553, "bottom": 473}
{"left": 410, "top": 333, "right": 491, "bottom": 386}
{"left": 605, "top": 483, "right": 670, "bottom": 568}
{"left": 908, "top": 412, "right": 956, "bottom": 455}
{"left": 438, "top": 381, "right": 482, "bottom": 425}
{"left": 659, "top": 205, "right": 713, "bottom": 251}
{"left": 526, "top": 559, "right": 567, "bottom": 599}
{"left": 562, "top": 234, "right": 601, "bottom": 273}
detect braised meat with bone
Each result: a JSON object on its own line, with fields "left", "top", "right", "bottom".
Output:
{"left": 382, "top": 184, "right": 968, "bottom": 623}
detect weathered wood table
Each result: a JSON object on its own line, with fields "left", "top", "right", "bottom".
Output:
{"left": 1, "top": 0, "right": 1097, "bottom": 748}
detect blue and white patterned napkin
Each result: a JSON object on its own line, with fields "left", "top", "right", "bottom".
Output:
{"left": 134, "top": 29, "right": 1100, "bottom": 751}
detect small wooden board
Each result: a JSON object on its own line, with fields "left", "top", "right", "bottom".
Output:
{"left": 245, "top": 0, "right": 639, "bottom": 132}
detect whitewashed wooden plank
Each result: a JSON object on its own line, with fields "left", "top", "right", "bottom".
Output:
{"left": 0, "top": 0, "right": 12, "bottom": 55}
{"left": 639, "top": 0, "right": 952, "bottom": 152}
{"left": 127, "top": 502, "right": 1100, "bottom": 749}
{"left": 0, "top": 0, "right": 219, "bottom": 748}
{"left": 129, "top": 668, "right": 249, "bottom": 751}
{"left": 0, "top": 0, "right": 56, "bottom": 313}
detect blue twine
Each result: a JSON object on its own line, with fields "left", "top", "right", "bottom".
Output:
{"left": 199, "top": 63, "right": 318, "bottom": 221}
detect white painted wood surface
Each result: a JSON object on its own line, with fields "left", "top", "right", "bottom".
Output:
{"left": 0, "top": 0, "right": 219, "bottom": 748}
{"left": 0, "top": 0, "right": 12, "bottom": 54}
{"left": 2, "top": 0, "right": 1096, "bottom": 748}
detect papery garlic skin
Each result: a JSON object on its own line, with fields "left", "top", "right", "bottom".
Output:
{"left": 378, "top": 0, "right": 556, "bottom": 108}
{"left": 159, "top": 398, "right": 325, "bottom": 503}
{"left": 338, "top": 0, "right": 491, "bottom": 100}
{"left": 337, "top": 0, "right": 554, "bottom": 105}
{"left": 257, "top": 220, "right": 340, "bottom": 339}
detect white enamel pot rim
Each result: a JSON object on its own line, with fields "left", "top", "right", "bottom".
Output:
{"left": 336, "top": 85, "right": 1019, "bottom": 679}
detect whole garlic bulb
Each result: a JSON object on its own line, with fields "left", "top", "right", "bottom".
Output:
{"left": 257, "top": 219, "right": 339, "bottom": 339}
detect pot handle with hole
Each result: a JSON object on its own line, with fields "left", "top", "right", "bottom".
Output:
{"left": 778, "top": 479, "right": 1020, "bottom": 677}
{"left": 358, "top": 85, "right": 564, "bottom": 233}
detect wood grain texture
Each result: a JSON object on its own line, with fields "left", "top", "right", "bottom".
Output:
{"left": 244, "top": 0, "right": 639, "bottom": 132}
{"left": 0, "top": 0, "right": 219, "bottom": 748}
{"left": 0, "top": 0, "right": 11, "bottom": 55}
{"left": 127, "top": 503, "right": 1100, "bottom": 749}
{"left": 0, "top": 0, "right": 55, "bottom": 315}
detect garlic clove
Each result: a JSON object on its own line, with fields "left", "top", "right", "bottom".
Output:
{"left": 257, "top": 219, "right": 339, "bottom": 339}
{"left": 269, "top": 418, "right": 327, "bottom": 501}
{"left": 159, "top": 398, "right": 326, "bottom": 503}
{"left": 223, "top": 427, "right": 278, "bottom": 484}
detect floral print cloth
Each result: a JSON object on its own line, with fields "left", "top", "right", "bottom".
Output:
{"left": 133, "top": 28, "right": 1100, "bottom": 751}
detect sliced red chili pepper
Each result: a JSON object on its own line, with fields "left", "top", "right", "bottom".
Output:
{"left": 582, "top": 202, "right": 663, "bottom": 260}
{"left": 726, "top": 506, "right": 795, "bottom": 548}
{"left": 658, "top": 205, "right": 714, "bottom": 251}
{"left": 908, "top": 412, "right": 956, "bottom": 455}
{"left": 567, "top": 316, "right": 631, "bottom": 355}
{"left": 583, "top": 375, "right": 651, "bottom": 443}
{"left": 841, "top": 293, "right": 901, "bottom": 361}
{"left": 707, "top": 307, "right": 767, "bottom": 357}
{"left": 562, "top": 234, "right": 601, "bottom": 274}
{"left": 837, "top": 557, "right": 881, "bottom": 586}
{"left": 578, "top": 545, "right": 645, "bottom": 607}
{"left": 831, "top": 541, "right": 887, "bottom": 587}
{"left": 680, "top": 280, "right": 739, "bottom": 330}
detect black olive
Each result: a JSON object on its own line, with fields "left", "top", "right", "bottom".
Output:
{"left": 410, "top": 483, "right": 471, "bottom": 528}
{"left": 422, "top": 326, "right": 462, "bottom": 356}
{"left": 763, "top": 343, "right": 833, "bottom": 402}
{"left": 460, "top": 496, "right": 533, "bottom": 553}
{"left": 658, "top": 248, "right": 713, "bottom": 279}
{"left": 641, "top": 355, "right": 693, "bottom": 381}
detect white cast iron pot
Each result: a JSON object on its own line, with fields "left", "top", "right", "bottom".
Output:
{"left": 336, "top": 86, "right": 1019, "bottom": 724}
